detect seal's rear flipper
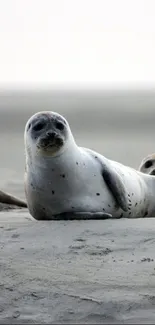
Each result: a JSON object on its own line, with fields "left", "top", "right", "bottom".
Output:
{"left": 0, "top": 190, "right": 27, "bottom": 208}
{"left": 102, "top": 164, "right": 128, "bottom": 212}
{"left": 50, "top": 212, "right": 113, "bottom": 220}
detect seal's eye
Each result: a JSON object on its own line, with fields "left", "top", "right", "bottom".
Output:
{"left": 33, "top": 122, "right": 45, "bottom": 132}
{"left": 33, "top": 122, "right": 45, "bottom": 131}
{"left": 144, "top": 160, "right": 153, "bottom": 168}
{"left": 55, "top": 121, "right": 64, "bottom": 131}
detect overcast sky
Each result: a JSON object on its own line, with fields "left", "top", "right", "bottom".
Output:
{"left": 0, "top": 0, "right": 155, "bottom": 89}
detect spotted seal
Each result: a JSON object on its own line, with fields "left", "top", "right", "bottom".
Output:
{"left": 24, "top": 111, "right": 155, "bottom": 220}
{"left": 139, "top": 153, "right": 155, "bottom": 176}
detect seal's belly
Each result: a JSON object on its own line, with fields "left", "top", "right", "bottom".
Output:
{"left": 25, "top": 157, "right": 149, "bottom": 220}
{"left": 26, "top": 164, "right": 119, "bottom": 218}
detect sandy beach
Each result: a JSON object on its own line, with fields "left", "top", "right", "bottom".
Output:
{"left": 1, "top": 90, "right": 155, "bottom": 323}
{"left": 1, "top": 213, "right": 155, "bottom": 324}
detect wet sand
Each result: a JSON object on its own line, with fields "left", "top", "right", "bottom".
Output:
{"left": 0, "top": 90, "right": 155, "bottom": 323}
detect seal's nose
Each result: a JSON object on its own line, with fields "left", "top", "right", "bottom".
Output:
{"left": 46, "top": 131, "right": 57, "bottom": 139}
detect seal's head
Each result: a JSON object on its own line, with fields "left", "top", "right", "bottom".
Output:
{"left": 139, "top": 153, "right": 155, "bottom": 176}
{"left": 25, "top": 111, "right": 74, "bottom": 158}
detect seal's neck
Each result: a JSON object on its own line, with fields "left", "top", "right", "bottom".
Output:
{"left": 26, "top": 133, "right": 79, "bottom": 170}
{"left": 138, "top": 171, "right": 155, "bottom": 213}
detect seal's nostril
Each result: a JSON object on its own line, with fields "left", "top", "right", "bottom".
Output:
{"left": 46, "top": 131, "right": 56, "bottom": 139}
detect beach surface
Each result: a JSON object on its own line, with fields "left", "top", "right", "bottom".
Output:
{"left": 1, "top": 90, "right": 155, "bottom": 323}
{"left": 1, "top": 213, "right": 155, "bottom": 324}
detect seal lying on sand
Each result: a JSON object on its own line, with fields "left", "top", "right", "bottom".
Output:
{"left": 24, "top": 111, "right": 155, "bottom": 220}
{"left": 139, "top": 153, "right": 155, "bottom": 176}
{"left": 0, "top": 190, "right": 27, "bottom": 208}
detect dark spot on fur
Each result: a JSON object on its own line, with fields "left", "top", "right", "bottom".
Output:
{"left": 144, "top": 211, "right": 148, "bottom": 217}
{"left": 71, "top": 206, "right": 75, "bottom": 209}
{"left": 129, "top": 212, "right": 131, "bottom": 215}
{"left": 132, "top": 193, "right": 134, "bottom": 196}
{"left": 129, "top": 199, "right": 131, "bottom": 203}
{"left": 60, "top": 174, "right": 65, "bottom": 178}
{"left": 95, "top": 156, "right": 98, "bottom": 159}
{"left": 83, "top": 163, "right": 85, "bottom": 166}
{"left": 30, "top": 182, "right": 35, "bottom": 189}
{"left": 52, "top": 190, "right": 55, "bottom": 195}
{"left": 103, "top": 208, "right": 105, "bottom": 211}
{"left": 135, "top": 202, "right": 138, "bottom": 206}
{"left": 108, "top": 204, "right": 111, "bottom": 207}
{"left": 42, "top": 207, "right": 45, "bottom": 211}
{"left": 129, "top": 203, "right": 132, "bottom": 206}
{"left": 76, "top": 162, "right": 78, "bottom": 165}
{"left": 128, "top": 194, "right": 130, "bottom": 197}
{"left": 94, "top": 174, "right": 96, "bottom": 177}
{"left": 118, "top": 213, "right": 123, "bottom": 219}
{"left": 52, "top": 169, "right": 55, "bottom": 172}
{"left": 27, "top": 123, "right": 31, "bottom": 131}
{"left": 96, "top": 193, "right": 100, "bottom": 196}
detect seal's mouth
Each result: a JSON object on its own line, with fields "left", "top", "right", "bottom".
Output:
{"left": 37, "top": 133, "right": 64, "bottom": 152}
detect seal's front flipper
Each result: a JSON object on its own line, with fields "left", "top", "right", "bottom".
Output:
{"left": 52, "top": 212, "right": 113, "bottom": 220}
{"left": 102, "top": 164, "right": 128, "bottom": 212}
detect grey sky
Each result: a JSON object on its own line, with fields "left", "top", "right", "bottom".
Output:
{"left": 0, "top": 0, "right": 155, "bottom": 88}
